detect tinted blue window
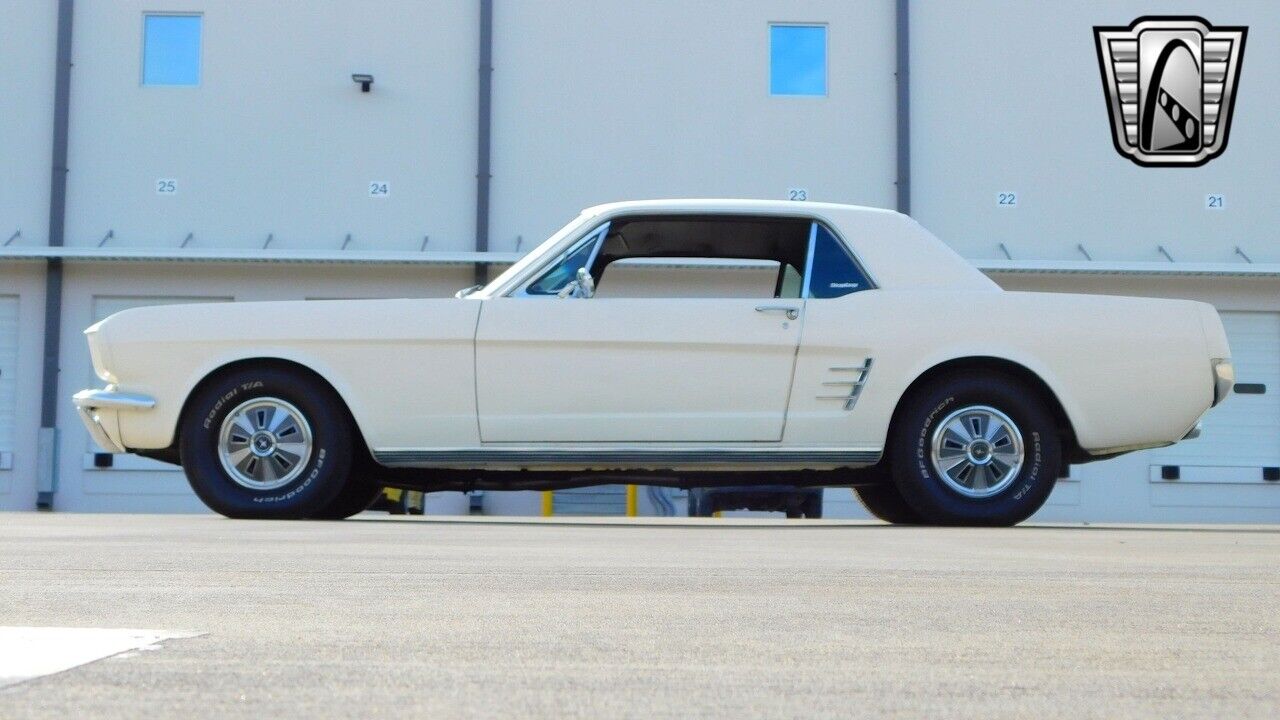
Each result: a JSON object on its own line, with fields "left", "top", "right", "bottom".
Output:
{"left": 807, "top": 225, "right": 870, "bottom": 298}
{"left": 770, "top": 25, "right": 826, "bottom": 96}
{"left": 143, "top": 15, "right": 202, "bottom": 86}
{"left": 525, "top": 226, "right": 606, "bottom": 295}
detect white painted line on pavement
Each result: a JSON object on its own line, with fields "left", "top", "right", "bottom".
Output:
{"left": 0, "top": 627, "right": 203, "bottom": 688}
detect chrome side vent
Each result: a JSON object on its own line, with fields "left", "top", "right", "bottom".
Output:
{"left": 817, "top": 358, "right": 873, "bottom": 411}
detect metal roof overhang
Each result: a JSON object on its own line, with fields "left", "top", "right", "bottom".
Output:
{"left": 0, "top": 246, "right": 524, "bottom": 265}
{"left": 975, "top": 259, "right": 1280, "bottom": 278}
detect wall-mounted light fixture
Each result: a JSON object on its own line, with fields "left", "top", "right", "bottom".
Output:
{"left": 351, "top": 74, "right": 374, "bottom": 92}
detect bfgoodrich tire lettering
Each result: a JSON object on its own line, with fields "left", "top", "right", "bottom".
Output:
{"left": 889, "top": 374, "right": 1061, "bottom": 526}
{"left": 179, "top": 367, "right": 355, "bottom": 519}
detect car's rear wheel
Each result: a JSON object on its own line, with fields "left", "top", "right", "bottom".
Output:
{"left": 889, "top": 374, "right": 1061, "bottom": 526}
{"left": 853, "top": 484, "right": 921, "bottom": 524}
{"left": 179, "top": 366, "right": 356, "bottom": 519}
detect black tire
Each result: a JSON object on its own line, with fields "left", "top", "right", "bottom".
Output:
{"left": 854, "top": 484, "right": 922, "bottom": 524}
{"left": 312, "top": 475, "right": 382, "bottom": 520}
{"left": 889, "top": 373, "right": 1061, "bottom": 526}
{"left": 179, "top": 366, "right": 356, "bottom": 519}
{"left": 802, "top": 494, "right": 823, "bottom": 519}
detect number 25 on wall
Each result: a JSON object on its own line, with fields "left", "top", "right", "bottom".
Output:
{"left": 156, "top": 179, "right": 177, "bottom": 195}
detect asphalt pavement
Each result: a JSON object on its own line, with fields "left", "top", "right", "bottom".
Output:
{"left": 0, "top": 513, "right": 1277, "bottom": 719}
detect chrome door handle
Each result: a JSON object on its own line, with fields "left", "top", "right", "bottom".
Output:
{"left": 755, "top": 305, "right": 799, "bottom": 320}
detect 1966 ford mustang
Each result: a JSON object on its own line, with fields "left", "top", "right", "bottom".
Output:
{"left": 74, "top": 200, "right": 1234, "bottom": 525}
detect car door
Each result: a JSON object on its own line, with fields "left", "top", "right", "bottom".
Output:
{"left": 474, "top": 220, "right": 808, "bottom": 443}
{"left": 475, "top": 297, "right": 802, "bottom": 442}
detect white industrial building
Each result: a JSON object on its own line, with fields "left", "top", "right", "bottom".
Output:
{"left": 1, "top": 0, "right": 1276, "bottom": 521}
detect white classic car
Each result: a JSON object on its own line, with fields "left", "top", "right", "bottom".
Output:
{"left": 73, "top": 200, "right": 1234, "bottom": 525}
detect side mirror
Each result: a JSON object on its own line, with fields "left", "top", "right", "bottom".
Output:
{"left": 556, "top": 267, "right": 596, "bottom": 299}
{"left": 575, "top": 267, "right": 595, "bottom": 298}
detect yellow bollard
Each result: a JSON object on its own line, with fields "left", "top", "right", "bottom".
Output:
{"left": 541, "top": 490, "right": 554, "bottom": 517}
{"left": 625, "top": 484, "right": 638, "bottom": 517}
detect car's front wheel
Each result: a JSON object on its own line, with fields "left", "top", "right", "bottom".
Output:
{"left": 179, "top": 366, "right": 356, "bottom": 519}
{"left": 889, "top": 374, "right": 1061, "bottom": 526}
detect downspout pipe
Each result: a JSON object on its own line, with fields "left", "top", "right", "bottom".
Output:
{"left": 37, "top": 0, "right": 75, "bottom": 509}
{"left": 895, "top": 0, "right": 911, "bottom": 216}
{"left": 473, "top": 0, "right": 493, "bottom": 286}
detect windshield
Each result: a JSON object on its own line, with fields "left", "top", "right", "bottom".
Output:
{"left": 471, "top": 212, "right": 595, "bottom": 298}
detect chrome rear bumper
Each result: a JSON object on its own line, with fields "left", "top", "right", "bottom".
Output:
{"left": 72, "top": 388, "right": 156, "bottom": 454}
{"left": 1211, "top": 358, "right": 1234, "bottom": 407}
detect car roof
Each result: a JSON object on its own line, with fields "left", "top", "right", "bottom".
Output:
{"left": 583, "top": 198, "right": 902, "bottom": 218}
{"left": 581, "top": 198, "right": 997, "bottom": 293}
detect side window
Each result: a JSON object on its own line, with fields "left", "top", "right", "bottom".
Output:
{"left": 806, "top": 224, "right": 872, "bottom": 299}
{"left": 776, "top": 264, "right": 803, "bottom": 299}
{"left": 524, "top": 225, "right": 606, "bottom": 296}
{"left": 595, "top": 259, "right": 785, "bottom": 299}
{"left": 514, "top": 215, "right": 813, "bottom": 299}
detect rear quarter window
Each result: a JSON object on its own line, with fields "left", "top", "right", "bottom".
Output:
{"left": 808, "top": 225, "right": 872, "bottom": 299}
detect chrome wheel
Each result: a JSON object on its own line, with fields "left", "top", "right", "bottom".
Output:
{"left": 929, "top": 405, "right": 1024, "bottom": 498}
{"left": 217, "top": 397, "right": 313, "bottom": 491}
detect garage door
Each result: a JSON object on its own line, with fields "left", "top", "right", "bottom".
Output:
{"left": 0, "top": 296, "right": 17, "bottom": 459}
{"left": 1150, "top": 311, "right": 1280, "bottom": 506}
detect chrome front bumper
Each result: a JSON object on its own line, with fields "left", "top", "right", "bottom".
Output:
{"left": 72, "top": 388, "right": 156, "bottom": 454}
